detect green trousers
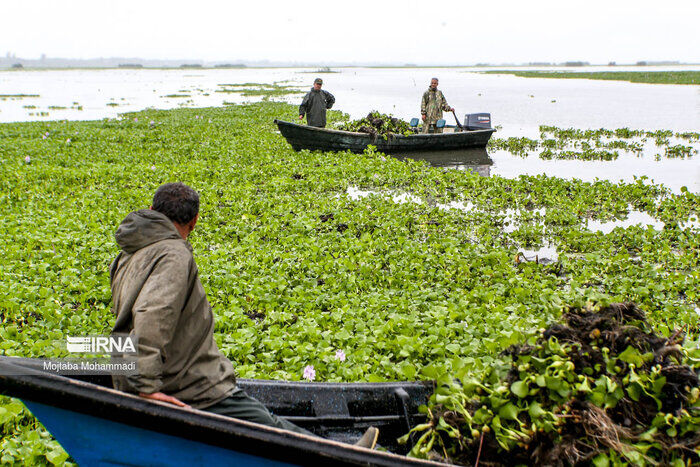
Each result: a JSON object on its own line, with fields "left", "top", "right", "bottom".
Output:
{"left": 203, "top": 387, "right": 316, "bottom": 437}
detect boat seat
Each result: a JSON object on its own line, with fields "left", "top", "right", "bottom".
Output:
{"left": 409, "top": 118, "right": 419, "bottom": 127}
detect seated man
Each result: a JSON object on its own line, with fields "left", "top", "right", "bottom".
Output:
{"left": 110, "top": 182, "right": 377, "bottom": 448}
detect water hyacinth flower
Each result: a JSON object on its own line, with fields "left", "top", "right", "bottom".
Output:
{"left": 149, "top": 120, "right": 155, "bottom": 127}
{"left": 66, "top": 138, "right": 71, "bottom": 144}
{"left": 302, "top": 365, "right": 316, "bottom": 381}
{"left": 150, "top": 165, "right": 156, "bottom": 171}
{"left": 24, "top": 156, "right": 31, "bottom": 164}
{"left": 334, "top": 349, "right": 346, "bottom": 362}
{"left": 134, "top": 117, "right": 138, "bottom": 122}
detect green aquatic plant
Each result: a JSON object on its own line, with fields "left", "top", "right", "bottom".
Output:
{"left": 0, "top": 94, "right": 40, "bottom": 98}
{"left": 483, "top": 70, "right": 700, "bottom": 85}
{"left": 540, "top": 148, "right": 619, "bottom": 161}
{"left": 488, "top": 137, "right": 539, "bottom": 157}
{"left": 664, "top": 145, "right": 697, "bottom": 159}
{"left": 402, "top": 303, "right": 700, "bottom": 465}
{"left": 336, "top": 111, "right": 414, "bottom": 137}
{"left": 0, "top": 101, "right": 698, "bottom": 462}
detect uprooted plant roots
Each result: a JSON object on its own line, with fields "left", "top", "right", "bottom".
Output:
{"left": 404, "top": 303, "right": 700, "bottom": 466}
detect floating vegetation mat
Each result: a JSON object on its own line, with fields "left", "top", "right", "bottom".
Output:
{"left": 488, "top": 126, "right": 699, "bottom": 160}
{"left": 0, "top": 94, "right": 40, "bottom": 98}
{"left": 215, "top": 82, "right": 304, "bottom": 98}
{"left": 0, "top": 101, "right": 698, "bottom": 463}
{"left": 405, "top": 302, "right": 700, "bottom": 465}
{"left": 482, "top": 71, "right": 700, "bottom": 86}
{"left": 336, "top": 111, "right": 414, "bottom": 137}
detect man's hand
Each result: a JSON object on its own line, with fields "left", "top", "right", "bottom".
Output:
{"left": 299, "top": 115, "right": 304, "bottom": 120}
{"left": 139, "top": 391, "right": 191, "bottom": 408}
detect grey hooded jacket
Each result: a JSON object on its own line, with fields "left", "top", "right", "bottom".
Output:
{"left": 299, "top": 88, "right": 335, "bottom": 127}
{"left": 110, "top": 209, "right": 236, "bottom": 409}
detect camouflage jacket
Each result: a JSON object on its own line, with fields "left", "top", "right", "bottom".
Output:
{"left": 421, "top": 88, "right": 450, "bottom": 123}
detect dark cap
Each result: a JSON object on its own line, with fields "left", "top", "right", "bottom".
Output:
{"left": 314, "top": 78, "right": 323, "bottom": 84}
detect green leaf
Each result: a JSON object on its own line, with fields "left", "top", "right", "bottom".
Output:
{"left": 498, "top": 403, "right": 519, "bottom": 421}
{"left": 46, "top": 449, "right": 69, "bottom": 466}
{"left": 511, "top": 380, "right": 529, "bottom": 398}
{"left": 528, "top": 401, "right": 546, "bottom": 419}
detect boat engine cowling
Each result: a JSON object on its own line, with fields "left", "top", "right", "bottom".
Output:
{"left": 464, "top": 113, "right": 492, "bottom": 130}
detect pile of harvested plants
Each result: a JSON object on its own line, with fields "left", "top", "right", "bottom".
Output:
{"left": 402, "top": 303, "right": 700, "bottom": 465}
{"left": 336, "top": 111, "right": 414, "bottom": 137}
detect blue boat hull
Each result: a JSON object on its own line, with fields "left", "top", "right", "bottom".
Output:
{"left": 25, "top": 401, "right": 294, "bottom": 466}
{"left": 0, "top": 357, "right": 440, "bottom": 466}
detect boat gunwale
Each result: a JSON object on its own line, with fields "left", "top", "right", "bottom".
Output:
{"left": 0, "top": 356, "right": 444, "bottom": 466}
{"left": 274, "top": 119, "right": 496, "bottom": 141}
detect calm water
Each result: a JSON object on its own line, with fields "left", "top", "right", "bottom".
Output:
{"left": 1, "top": 66, "right": 698, "bottom": 192}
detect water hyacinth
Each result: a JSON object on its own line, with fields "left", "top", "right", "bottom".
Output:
{"left": 65, "top": 138, "right": 71, "bottom": 144}
{"left": 24, "top": 156, "right": 31, "bottom": 164}
{"left": 302, "top": 365, "right": 316, "bottom": 381}
{"left": 150, "top": 165, "right": 156, "bottom": 171}
{"left": 334, "top": 349, "right": 346, "bottom": 362}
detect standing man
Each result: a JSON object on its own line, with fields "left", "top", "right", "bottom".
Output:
{"left": 299, "top": 78, "right": 335, "bottom": 128}
{"left": 420, "top": 77, "right": 454, "bottom": 134}
{"left": 109, "top": 182, "right": 378, "bottom": 449}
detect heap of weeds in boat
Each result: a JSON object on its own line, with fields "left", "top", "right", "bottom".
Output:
{"left": 404, "top": 303, "right": 700, "bottom": 465}
{"left": 336, "top": 111, "right": 414, "bottom": 137}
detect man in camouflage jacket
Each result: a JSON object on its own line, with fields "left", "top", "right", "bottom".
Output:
{"left": 421, "top": 77, "right": 454, "bottom": 133}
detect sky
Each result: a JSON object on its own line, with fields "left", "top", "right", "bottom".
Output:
{"left": 3, "top": 0, "right": 699, "bottom": 64}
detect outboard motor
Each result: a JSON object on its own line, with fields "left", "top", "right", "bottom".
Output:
{"left": 464, "top": 113, "right": 492, "bottom": 130}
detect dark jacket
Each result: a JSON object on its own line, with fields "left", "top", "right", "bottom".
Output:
{"left": 299, "top": 88, "right": 335, "bottom": 127}
{"left": 110, "top": 209, "right": 236, "bottom": 409}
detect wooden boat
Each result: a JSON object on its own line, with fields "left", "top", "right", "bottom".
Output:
{"left": 274, "top": 119, "right": 495, "bottom": 153}
{"left": 0, "top": 356, "right": 442, "bottom": 466}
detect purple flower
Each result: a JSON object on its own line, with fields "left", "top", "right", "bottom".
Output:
{"left": 65, "top": 138, "right": 71, "bottom": 144}
{"left": 302, "top": 365, "right": 316, "bottom": 381}
{"left": 24, "top": 156, "right": 31, "bottom": 164}
{"left": 334, "top": 349, "right": 346, "bottom": 362}
{"left": 150, "top": 165, "right": 156, "bottom": 171}
{"left": 134, "top": 117, "right": 138, "bottom": 122}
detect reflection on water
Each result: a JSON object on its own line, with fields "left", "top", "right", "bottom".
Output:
{"left": 392, "top": 148, "right": 493, "bottom": 176}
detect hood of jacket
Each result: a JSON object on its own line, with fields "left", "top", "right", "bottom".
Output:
{"left": 115, "top": 209, "right": 182, "bottom": 254}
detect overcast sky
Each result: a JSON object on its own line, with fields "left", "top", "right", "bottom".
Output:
{"left": 3, "top": 0, "right": 699, "bottom": 64}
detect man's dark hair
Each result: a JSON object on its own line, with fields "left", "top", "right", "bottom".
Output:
{"left": 152, "top": 183, "right": 200, "bottom": 224}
